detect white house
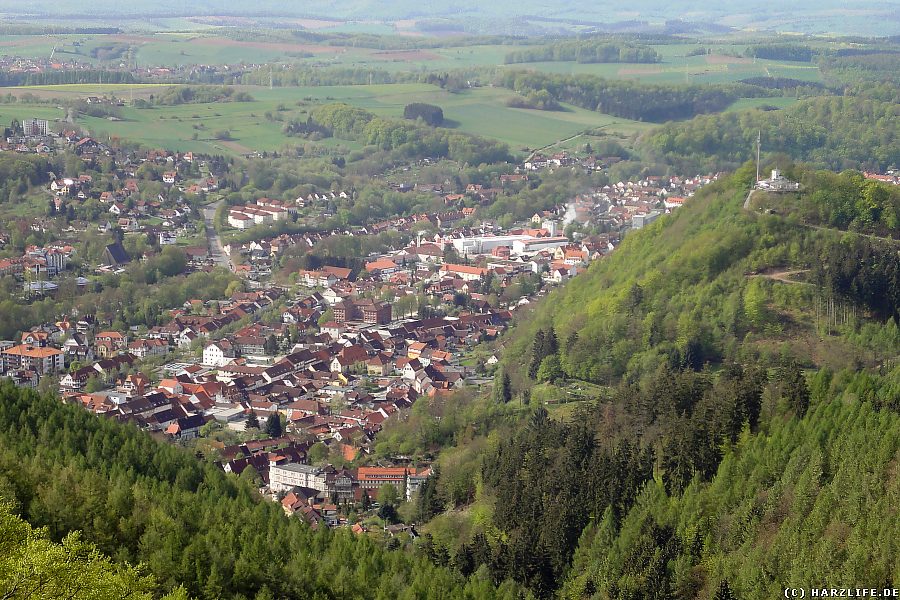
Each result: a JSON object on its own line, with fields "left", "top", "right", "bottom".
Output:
{"left": 159, "top": 231, "right": 177, "bottom": 246}
{"left": 203, "top": 340, "right": 236, "bottom": 367}
{"left": 269, "top": 462, "right": 328, "bottom": 493}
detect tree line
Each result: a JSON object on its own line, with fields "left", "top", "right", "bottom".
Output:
{"left": 495, "top": 71, "right": 768, "bottom": 122}
{"left": 135, "top": 85, "right": 254, "bottom": 107}
{"left": 0, "top": 70, "right": 136, "bottom": 87}
{"left": 745, "top": 43, "right": 815, "bottom": 62}
{"left": 814, "top": 237, "right": 900, "bottom": 322}
{"left": 504, "top": 40, "right": 661, "bottom": 64}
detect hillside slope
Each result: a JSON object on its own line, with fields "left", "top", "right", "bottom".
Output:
{"left": 563, "top": 384, "right": 900, "bottom": 598}
{"left": 0, "top": 382, "right": 526, "bottom": 600}
{"left": 501, "top": 163, "right": 900, "bottom": 390}
{"left": 406, "top": 164, "right": 900, "bottom": 598}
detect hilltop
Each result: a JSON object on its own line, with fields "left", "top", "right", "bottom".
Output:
{"left": 498, "top": 163, "right": 900, "bottom": 389}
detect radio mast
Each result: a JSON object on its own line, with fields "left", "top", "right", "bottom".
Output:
{"left": 756, "top": 130, "right": 761, "bottom": 183}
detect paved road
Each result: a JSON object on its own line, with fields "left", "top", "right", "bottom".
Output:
{"left": 202, "top": 199, "right": 234, "bottom": 270}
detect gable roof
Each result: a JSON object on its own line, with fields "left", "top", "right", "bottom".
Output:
{"left": 102, "top": 241, "right": 131, "bottom": 266}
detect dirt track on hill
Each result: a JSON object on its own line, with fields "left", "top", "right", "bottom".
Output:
{"left": 749, "top": 269, "right": 812, "bottom": 285}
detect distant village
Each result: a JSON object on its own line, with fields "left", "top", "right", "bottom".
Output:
{"left": 0, "top": 54, "right": 256, "bottom": 83}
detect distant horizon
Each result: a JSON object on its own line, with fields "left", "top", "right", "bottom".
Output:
{"left": 1, "top": 0, "right": 898, "bottom": 36}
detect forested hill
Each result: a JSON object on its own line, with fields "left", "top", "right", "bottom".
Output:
{"left": 500, "top": 164, "right": 900, "bottom": 388}
{"left": 561, "top": 380, "right": 900, "bottom": 598}
{"left": 640, "top": 96, "right": 899, "bottom": 172}
{"left": 0, "top": 382, "right": 526, "bottom": 599}
{"left": 402, "top": 165, "right": 900, "bottom": 598}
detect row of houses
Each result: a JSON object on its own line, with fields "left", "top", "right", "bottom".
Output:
{"left": 227, "top": 199, "right": 296, "bottom": 229}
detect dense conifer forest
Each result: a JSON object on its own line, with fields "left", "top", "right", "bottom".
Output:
{"left": 0, "top": 382, "right": 527, "bottom": 599}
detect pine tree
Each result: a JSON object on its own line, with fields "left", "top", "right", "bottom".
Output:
{"left": 265, "top": 413, "right": 282, "bottom": 438}
{"left": 495, "top": 371, "right": 512, "bottom": 403}
{"left": 627, "top": 283, "right": 643, "bottom": 312}
{"left": 528, "top": 330, "right": 546, "bottom": 379}
{"left": 454, "top": 544, "right": 476, "bottom": 576}
{"left": 264, "top": 334, "right": 278, "bottom": 355}
{"left": 245, "top": 411, "right": 260, "bottom": 429}
{"left": 714, "top": 579, "right": 738, "bottom": 600}
{"left": 416, "top": 467, "right": 443, "bottom": 522}
{"left": 544, "top": 327, "right": 559, "bottom": 356}
{"left": 782, "top": 361, "right": 811, "bottom": 417}
{"left": 565, "top": 331, "right": 579, "bottom": 353}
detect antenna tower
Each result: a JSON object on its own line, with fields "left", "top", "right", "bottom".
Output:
{"left": 756, "top": 130, "right": 761, "bottom": 183}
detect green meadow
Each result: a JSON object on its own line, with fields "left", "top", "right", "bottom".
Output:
{"left": 0, "top": 30, "right": 823, "bottom": 158}
{"left": 0, "top": 104, "right": 67, "bottom": 126}
{"left": 725, "top": 97, "right": 800, "bottom": 112}
{"left": 1, "top": 83, "right": 647, "bottom": 155}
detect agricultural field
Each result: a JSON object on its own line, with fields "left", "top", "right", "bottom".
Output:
{"left": 498, "top": 52, "right": 824, "bottom": 85}
{"left": 323, "top": 84, "right": 651, "bottom": 149}
{"left": 0, "top": 83, "right": 648, "bottom": 155}
{"left": 0, "top": 84, "right": 171, "bottom": 101}
{"left": 0, "top": 35, "right": 62, "bottom": 59}
{"left": 0, "top": 33, "right": 509, "bottom": 70}
{"left": 0, "top": 32, "right": 823, "bottom": 87}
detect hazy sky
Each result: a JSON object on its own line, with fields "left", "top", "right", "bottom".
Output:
{"left": 1, "top": 0, "right": 898, "bottom": 35}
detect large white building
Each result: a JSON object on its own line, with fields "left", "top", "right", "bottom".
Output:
{"left": 756, "top": 169, "right": 800, "bottom": 192}
{"left": 269, "top": 462, "right": 328, "bottom": 493}
{"left": 23, "top": 118, "right": 50, "bottom": 137}
{"left": 451, "top": 235, "right": 534, "bottom": 256}
{"left": 511, "top": 236, "right": 570, "bottom": 255}
{"left": 227, "top": 205, "right": 287, "bottom": 230}
{"left": 632, "top": 211, "right": 662, "bottom": 229}
{"left": 202, "top": 340, "right": 235, "bottom": 367}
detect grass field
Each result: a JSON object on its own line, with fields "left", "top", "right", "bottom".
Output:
{"left": 726, "top": 97, "right": 800, "bottom": 112}
{"left": 0, "top": 191, "right": 57, "bottom": 220}
{"left": 319, "top": 85, "right": 650, "bottom": 150}
{"left": 0, "top": 84, "right": 172, "bottom": 101}
{"left": 0, "top": 83, "right": 648, "bottom": 155}
{"left": 0, "top": 104, "right": 67, "bottom": 127}
{"left": 498, "top": 53, "right": 823, "bottom": 85}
